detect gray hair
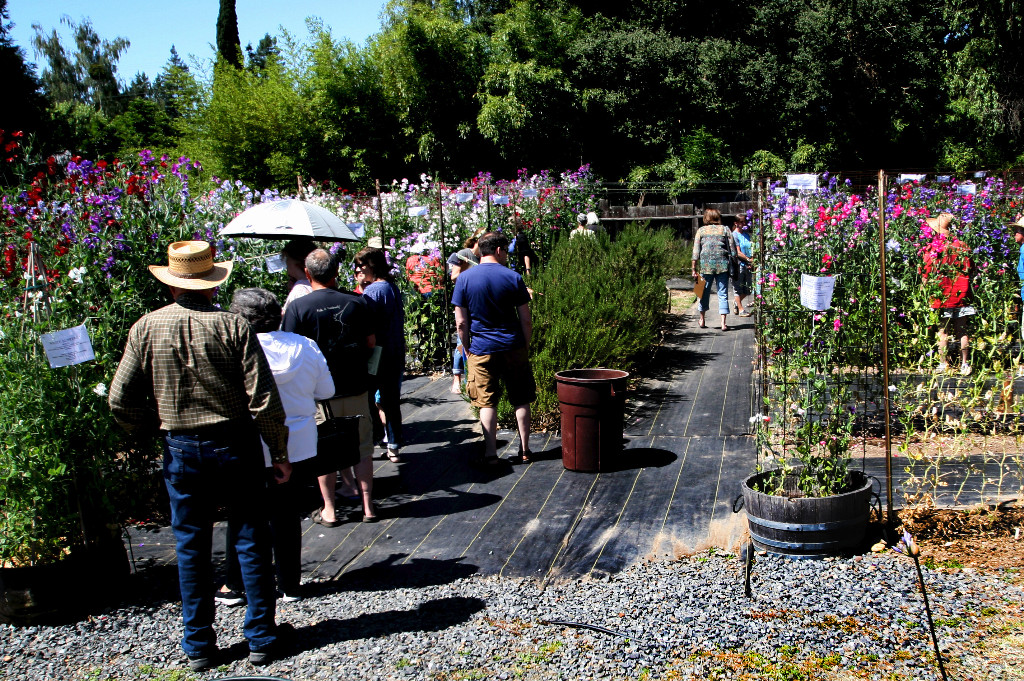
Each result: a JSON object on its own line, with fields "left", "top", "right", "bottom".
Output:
{"left": 305, "top": 248, "right": 338, "bottom": 285}
{"left": 230, "top": 288, "right": 281, "bottom": 334}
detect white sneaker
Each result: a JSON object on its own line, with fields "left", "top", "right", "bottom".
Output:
{"left": 935, "top": 362, "right": 948, "bottom": 373}
{"left": 960, "top": 363, "right": 972, "bottom": 376}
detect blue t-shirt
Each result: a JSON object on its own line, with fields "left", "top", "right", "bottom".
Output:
{"left": 1017, "top": 244, "right": 1024, "bottom": 299}
{"left": 362, "top": 280, "right": 405, "bottom": 359}
{"left": 451, "top": 262, "right": 531, "bottom": 355}
{"left": 733, "top": 230, "right": 753, "bottom": 259}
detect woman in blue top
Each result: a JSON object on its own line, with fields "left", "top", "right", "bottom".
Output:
{"left": 355, "top": 247, "right": 406, "bottom": 462}
{"left": 731, "top": 215, "right": 755, "bottom": 317}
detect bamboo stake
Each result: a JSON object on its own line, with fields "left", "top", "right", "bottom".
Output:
{"left": 878, "top": 169, "right": 894, "bottom": 523}
{"left": 375, "top": 179, "right": 386, "bottom": 246}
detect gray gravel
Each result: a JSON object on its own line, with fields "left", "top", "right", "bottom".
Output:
{"left": 2, "top": 551, "right": 1021, "bottom": 680}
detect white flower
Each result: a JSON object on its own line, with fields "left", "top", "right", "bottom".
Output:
{"left": 92, "top": 382, "right": 107, "bottom": 397}
{"left": 888, "top": 385, "right": 897, "bottom": 392}
{"left": 748, "top": 416, "right": 759, "bottom": 424}
{"left": 68, "top": 267, "right": 87, "bottom": 284}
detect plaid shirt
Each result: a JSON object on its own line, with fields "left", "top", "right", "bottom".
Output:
{"left": 108, "top": 292, "right": 289, "bottom": 463}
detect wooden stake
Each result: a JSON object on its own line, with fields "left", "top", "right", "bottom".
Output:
{"left": 878, "top": 169, "right": 894, "bottom": 523}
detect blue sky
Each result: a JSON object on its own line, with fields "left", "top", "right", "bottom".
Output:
{"left": 7, "top": 0, "right": 387, "bottom": 81}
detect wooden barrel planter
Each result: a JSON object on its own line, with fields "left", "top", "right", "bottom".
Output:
{"left": 742, "top": 469, "right": 872, "bottom": 559}
{"left": 0, "top": 537, "right": 129, "bottom": 626}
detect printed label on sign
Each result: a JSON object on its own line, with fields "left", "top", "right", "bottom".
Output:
{"left": 800, "top": 274, "right": 836, "bottom": 311}
{"left": 787, "top": 174, "right": 818, "bottom": 191}
{"left": 407, "top": 206, "right": 429, "bottom": 217}
{"left": 265, "top": 254, "right": 286, "bottom": 273}
{"left": 491, "top": 195, "right": 510, "bottom": 205}
{"left": 40, "top": 324, "right": 95, "bottom": 368}
{"left": 348, "top": 222, "right": 365, "bottom": 238}
{"left": 521, "top": 189, "right": 539, "bottom": 198}
{"left": 454, "top": 193, "right": 474, "bottom": 203}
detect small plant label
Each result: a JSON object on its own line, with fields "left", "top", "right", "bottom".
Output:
{"left": 264, "top": 254, "right": 286, "bottom": 273}
{"left": 787, "top": 174, "right": 818, "bottom": 191}
{"left": 800, "top": 274, "right": 835, "bottom": 311}
{"left": 40, "top": 324, "right": 95, "bottom": 368}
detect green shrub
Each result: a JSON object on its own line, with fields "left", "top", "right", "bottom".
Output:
{"left": 498, "top": 224, "right": 685, "bottom": 424}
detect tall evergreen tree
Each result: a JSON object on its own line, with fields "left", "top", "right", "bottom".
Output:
{"left": 216, "top": 0, "right": 242, "bottom": 68}
{"left": 0, "top": 0, "right": 44, "bottom": 137}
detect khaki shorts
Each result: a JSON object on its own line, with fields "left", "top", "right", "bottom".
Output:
{"left": 316, "top": 393, "right": 374, "bottom": 461}
{"left": 467, "top": 347, "right": 537, "bottom": 409}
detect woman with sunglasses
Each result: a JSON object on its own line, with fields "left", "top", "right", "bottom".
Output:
{"left": 354, "top": 248, "right": 406, "bottom": 462}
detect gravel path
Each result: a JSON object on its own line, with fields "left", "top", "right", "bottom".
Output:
{"left": 2, "top": 551, "right": 1021, "bottom": 680}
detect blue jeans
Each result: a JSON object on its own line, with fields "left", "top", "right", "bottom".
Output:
{"left": 163, "top": 424, "right": 277, "bottom": 656}
{"left": 698, "top": 272, "right": 730, "bottom": 315}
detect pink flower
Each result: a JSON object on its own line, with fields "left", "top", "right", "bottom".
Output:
{"left": 834, "top": 319, "right": 842, "bottom": 331}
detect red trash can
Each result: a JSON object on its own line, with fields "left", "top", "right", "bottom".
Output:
{"left": 555, "top": 369, "right": 630, "bottom": 472}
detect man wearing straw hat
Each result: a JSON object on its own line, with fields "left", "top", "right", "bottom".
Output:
{"left": 109, "top": 241, "right": 290, "bottom": 671}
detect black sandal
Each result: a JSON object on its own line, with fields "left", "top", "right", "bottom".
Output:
{"left": 511, "top": 451, "right": 533, "bottom": 464}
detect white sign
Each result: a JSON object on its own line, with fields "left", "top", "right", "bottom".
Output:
{"left": 264, "top": 254, "right": 286, "bottom": 273}
{"left": 974, "top": 171, "right": 987, "bottom": 178}
{"left": 347, "top": 222, "right": 365, "bottom": 238}
{"left": 956, "top": 183, "right": 977, "bottom": 196}
{"left": 454, "top": 192, "right": 474, "bottom": 204}
{"left": 40, "top": 324, "right": 95, "bottom": 368}
{"left": 899, "top": 174, "right": 925, "bottom": 182}
{"left": 936, "top": 175, "right": 951, "bottom": 183}
{"left": 491, "top": 195, "right": 510, "bottom": 205}
{"left": 800, "top": 274, "right": 836, "bottom": 311}
{"left": 521, "top": 189, "right": 539, "bottom": 198}
{"left": 772, "top": 187, "right": 787, "bottom": 197}
{"left": 407, "top": 206, "right": 429, "bottom": 217}
{"left": 787, "top": 174, "right": 818, "bottom": 191}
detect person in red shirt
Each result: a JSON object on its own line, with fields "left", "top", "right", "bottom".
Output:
{"left": 922, "top": 213, "right": 973, "bottom": 375}
{"left": 405, "top": 247, "right": 442, "bottom": 295}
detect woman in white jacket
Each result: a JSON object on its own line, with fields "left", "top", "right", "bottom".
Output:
{"left": 218, "top": 288, "right": 336, "bottom": 604}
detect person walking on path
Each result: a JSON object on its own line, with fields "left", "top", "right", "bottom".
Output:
{"left": 730, "top": 215, "right": 754, "bottom": 317}
{"left": 692, "top": 208, "right": 739, "bottom": 331}
{"left": 1011, "top": 217, "right": 1024, "bottom": 338}
{"left": 452, "top": 231, "right": 536, "bottom": 464}
{"left": 218, "top": 288, "right": 336, "bottom": 605}
{"left": 282, "top": 248, "right": 379, "bottom": 524}
{"left": 108, "top": 241, "right": 291, "bottom": 671}
{"left": 447, "top": 248, "right": 479, "bottom": 393}
{"left": 355, "top": 246, "right": 406, "bottom": 462}
{"left": 922, "top": 212, "right": 973, "bottom": 375}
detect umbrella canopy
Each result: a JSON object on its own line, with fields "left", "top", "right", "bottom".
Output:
{"left": 220, "top": 199, "right": 360, "bottom": 242}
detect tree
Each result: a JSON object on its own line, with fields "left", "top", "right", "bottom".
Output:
{"left": 0, "top": 0, "right": 44, "bottom": 138}
{"left": 373, "top": 0, "right": 491, "bottom": 173}
{"left": 31, "top": 17, "right": 129, "bottom": 115}
{"left": 216, "top": 0, "right": 242, "bottom": 68}
{"left": 246, "top": 33, "right": 279, "bottom": 73}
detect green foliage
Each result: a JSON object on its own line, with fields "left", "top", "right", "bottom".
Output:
{"left": 513, "top": 224, "right": 684, "bottom": 422}
{"left": 216, "top": 0, "right": 242, "bottom": 68}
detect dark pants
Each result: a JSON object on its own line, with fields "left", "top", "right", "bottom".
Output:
{"left": 376, "top": 353, "right": 404, "bottom": 448}
{"left": 163, "top": 425, "right": 277, "bottom": 657}
{"left": 226, "top": 458, "right": 319, "bottom": 596}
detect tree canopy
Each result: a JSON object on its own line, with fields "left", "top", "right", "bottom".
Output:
{"left": 10, "top": 0, "right": 1024, "bottom": 187}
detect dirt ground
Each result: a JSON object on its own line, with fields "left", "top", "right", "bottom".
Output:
{"left": 896, "top": 505, "right": 1024, "bottom": 570}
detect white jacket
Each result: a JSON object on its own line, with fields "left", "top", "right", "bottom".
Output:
{"left": 258, "top": 331, "right": 336, "bottom": 466}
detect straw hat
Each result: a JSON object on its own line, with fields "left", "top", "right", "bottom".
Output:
{"left": 1007, "top": 216, "right": 1024, "bottom": 234}
{"left": 148, "top": 241, "right": 233, "bottom": 290}
{"left": 925, "top": 212, "right": 955, "bottom": 233}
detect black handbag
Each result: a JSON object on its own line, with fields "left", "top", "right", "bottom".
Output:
{"left": 313, "top": 400, "right": 361, "bottom": 476}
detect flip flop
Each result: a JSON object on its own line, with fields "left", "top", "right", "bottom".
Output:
{"left": 310, "top": 508, "right": 342, "bottom": 528}
{"left": 510, "top": 451, "right": 533, "bottom": 465}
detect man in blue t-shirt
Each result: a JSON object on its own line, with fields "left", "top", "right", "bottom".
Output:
{"left": 1012, "top": 218, "right": 1024, "bottom": 338}
{"left": 452, "top": 231, "right": 536, "bottom": 464}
